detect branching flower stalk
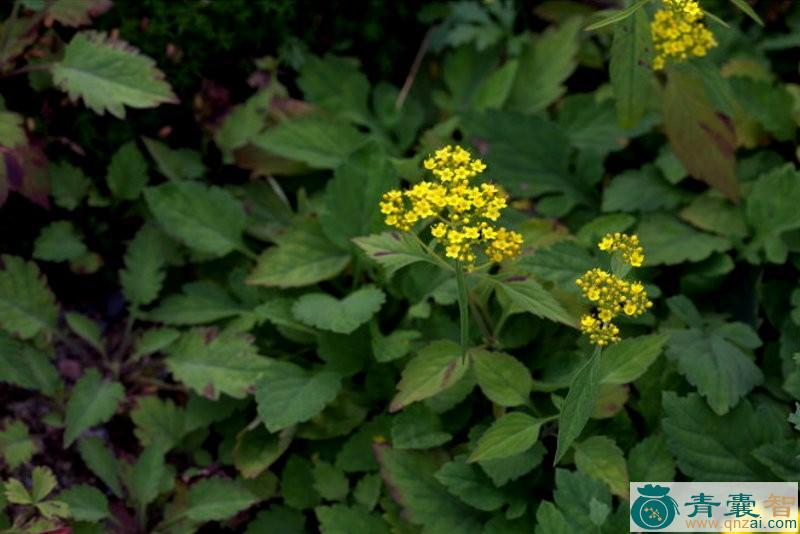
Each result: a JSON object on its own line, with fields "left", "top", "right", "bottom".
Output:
{"left": 380, "top": 145, "right": 523, "bottom": 356}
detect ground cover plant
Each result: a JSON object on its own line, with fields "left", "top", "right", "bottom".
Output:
{"left": 0, "top": 0, "right": 798, "bottom": 532}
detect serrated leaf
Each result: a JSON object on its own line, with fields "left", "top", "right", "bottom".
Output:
{"left": 64, "top": 369, "right": 124, "bottom": 446}
{"left": 50, "top": 161, "right": 89, "bottom": 210}
{"left": 185, "top": 477, "right": 258, "bottom": 521}
{"left": 663, "top": 67, "right": 739, "bottom": 201}
{"left": 106, "top": 141, "right": 148, "bottom": 200}
{"left": 165, "top": 329, "right": 272, "bottom": 399}
{"left": 4, "top": 478, "right": 32, "bottom": 505}
{"left": 33, "top": 221, "right": 87, "bottom": 262}
{"left": 77, "top": 437, "right": 122, "bottom": 497}
{"left": 374, "top": 444, "right": 483, "bottom": 531}
{"left": 31, "top": 466, "right": 58, "bottom": 502}
{"left": 234, "top": 425, "right": 294, "bottom": 479}
{"left": 555, "top": 349, "right": 601, "bottom": 464}
{"left": 255, "top": 361, "right": 341, "bottom": 432}
{"left": 628, "top": 433, "right": 676, "bottom": 482}
{"left": 391, "top": 403, "right": 451, "bottom": 450}
{"left": 599, "top": 334, "right": 667, "bottom": 384}
{"left": 666, "top": 325, "right": 763, "bottom": 415}
{"left": 745, "top": 164, "right": 800, "bottom": 264}
{"left": 131, "top": 328, "right": 180, "bottom": 360}
{"left": 313, "top": 461, "right": 349, "bottom": 501}
{"left": 292, "top": 286, "right": 385, "bottom": 334}
{"left": 0, "top": 256, "right": 58, "bottom": 339}
{"left": 315, "top": 504, "right": 390, "bottom": 534}
{"left": 637, "top": 213, "right": 731, "bottom": 265}
{"left": 470, "top": 348, "right": 533, "bottom": 407}
{"left": 602, "top": 167, "right": 685, "bottom": 213}
{"left": 535, "top": 501, "right": 570, "bottom": 534}
{"left": 64, "top": 312, "right": 103, "bottom": 353}
{"left": 144, "top": 181, "right": 248, "bottom": 258}
{"left": 0, "top": 421, "right": 37, "bottom": 469}
{"left": 574, "top": 436, "right": 628, "bottom": 497}
{"left": 249, "top": 218, "right": 350, "bottom": 288}
{"left": 435, "top": 457, "right": 506, "bottom": 511}
{"left": 58, "top": 485, "right": 108, "bottom": 522}
{"left": 662, "top": 392, "right": 786, "bottom": 480}
{"left": 730, "top": 77, "right": 795, "bottom": 141}
{"left": 492, "top": 276, "right": 576, "bottom": 326}
{"left": 246, "top": 506, "right": 306, "bottom": 534}
{"left": 142, "top": 137, "right": 205, "bottom": 180}
{"left": 47, "top": 0, "right": 112, "bottom": 27}
{"left": 390, "top": 340, "right": 469, "bottom": 412}
{"left": 0, "top": 111, "right": 25, "bottom": 148}
{"left": 468, "top": 412, "right": 545, "bottom": 462}
{"left": 130, "top": 396, "right": 185, "bottom": 451}
{"left": 147, "top": 281, "right": 246, "bottom": 325}
{"left": 352, "top": 231, "right": 435, "bottom": 277}
{"left": 320, "top": 144, "right": 398, "bottom": 250}
{"left": 298, "top": 55, "right": 371, "bottom": 126}
{"left": 120, "top": 225, "right": 169, "bottom": 308}
{"left": 508, "top": 18, "right": 581, "bottom": 113}
{"left": 52, "top": 31, "right": 177, "bottom": 118}
{"left": 252, "top": 116, "right": 369, "bottom": 169}
{"left": 0, "top": 333, "right": 60, "bottom": 396}
{"left": 215, "top": 90, "right": 270, "bottom": 161}
{"left": 680, "top": 193, "right": 748, "bottom": 238}
{"left": 126, "top": 446, "right": 165, "bottom": 512}
{"left": 282, "top": 455, "right": 320, "bottom": 510}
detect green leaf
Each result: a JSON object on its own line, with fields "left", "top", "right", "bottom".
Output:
{"left": 50, "top": 161, "right": 90, "bottom": 210}
{"left": 64, "top": 369, "right": 124, "bottom": 446}
{"left": 470, "top": 348, "right": 533, "bottom": 407}
{"left": 147, "top": 281, "right": 246, "bottom": 325}
{"left": 130, "top": 396, "right": 186, "bottom": 451}
{"left": 603, "top": 167, "right": 685, "bottom": 213}
{"left": 373, "top": 445, "right": 483, "bottom": 532}
{"left": 298, "top": 55, "right": 371, "bottom": 126}
{"left": 628, "top": 433, "right": 676, "bottom": 482}
{"left": 574, "top": 436, "right": 628, "bottom": 497}
{"left": 663, "top": 67, "right": 739, "bottom": 201}
{"left": 0, "top": 110, "right": 25, "bottom": 148}
{"left": 535, "top": 501, "right": 571, "bottom": 534}
{"left": 555, "top": 349, "right": 601, "bottom": 464}
{"left": 215, "top": 89, "right": 270, "bottom": 161}
{"left": 234, "top": 425, "right": 294, "bottom": 479}
{"left": 585, "top": 0, "right": 652, "bottom": 31}
{"left": 666, "top": 325, "right": 763, "bottom": 415}
{"left": 120, "top": 225, "right": 169, "bottom": 308}
{"left": 391, "top": 403, "right": 452, "bottom": 450}
{"left": 47, "top": 0, "right": 112, "bottom": 27}
{"left": 246, "top": 506, "right": 306, "bottom": 534}
{"left": 353, "top": 475, "right": 382, "bottom": 510}
{"left": 316, "top": 504, "right": 389, "bottom": 534}
{"left": 31, "top": 466, "right": 58, "bottom": 502}
{"left": 185, "top": 477, "right": 258, "bottom": 521}
{"left": 252, "top": 116, "right": 369, "bottom": 169}
{"left": 745, "top": 164, "right": 800, "bottom": 264}
{"left": 64, "top": 313, "right": 103, "bottom": 353}
{"left": 281, "top": 456, "right": 321, "bottom": 510}
{"left": 729, "top": 0, "right": 764, "bottom": 25}
{"left": 508, "top": 18, "right": 581, "bottom": 113}
{"left": 434, "top": 457, "right": 506, "bottom": 512}
{"left": 77, "top": 437, "right": 122, "bottom": 497}
{"left": 249, "top": 218, "right": 350, "bottom": 288}
{"left": 313, "top": 461, "right": 349, "bottom": 501}
{"left": 0, "top": 333, "right": 60, "bottom": 396}
{"left": 165, "top": 329, "right": 272, "bottom": 399}
{"left": 144, "top": 181, "right": 248, "bottom": 258}
{"left": 552, "top": 469, "right": 612, "bottom": 530}
{"left": 292, "top": 286, "right": 385, "bottom": 334}
{"left": 353, "top": 231, "right": 435, "bottom": 277}
{"left": 33, "top": 221, "right": 87, "bottom": 262}
{"left": 106, "top": 141, "right": 148, "bottom": 200}
{"left": 663, "top": 392, "right": 787, "bottom": 480}
{"left": 637, "top": 213, "right": 731, "bottom": 265}
{"left": 0, "top": 421, "right": 37, "bottom": 469}
{"left": 519, "top": 240, "right": 595, "bottom": 289}
{"left": 679, "top": 193, "right": 748, "bottom": 238}
{"left": 468, "top": 412, "right": 545, "bottom": 462}
{"left": 131, "top": 328, "right": 180, "bottom": 359}
{"left": 141, "top": 137, "right": 205, "bottom": 180}
{"left": 126, "top": 446, "right": 165, "bottom": 512}
{"left": 390, "top": 340, "right": 469, "bottom": 412}
{"left": 52, "top": 31, "right": 176, "bottom": 118}
{"left": 599, "top": 334, "right": 667, "bottom": 384}
{"left": 372, "top": 329, "right": 421, "bottom": 363}
{"left": 255, "top": 361, "right": 342, "bottom": 432}
{"left": 730, "top": 77, "right": 795, "bottom": 141}
{"left": 492, "top": 276, "right": 576, "bottom": 326}
{"left": 4, "top": 478, "right": 32, "bottom": 505}
{"left": 58, "top": 485, "right": 109, "bottom": 522}
{"left": 320, "top": 145, "right": 398, "bottom": 249}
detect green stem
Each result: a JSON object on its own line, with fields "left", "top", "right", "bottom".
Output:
{"left": 455, "top": 262, "right": 470, "bottom": 358}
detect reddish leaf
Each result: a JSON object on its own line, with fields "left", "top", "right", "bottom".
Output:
{"left": 0, "top": 142, "right": 49, "bottom": 208}
{"left": 663, "top": 68, "right": 739, "bottom": 202}
{"left": 48, "top": 0, "right": 113, "bottom": 27}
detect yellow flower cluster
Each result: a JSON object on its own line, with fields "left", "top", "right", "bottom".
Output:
{"left": 380, "top": 145, "right": 522, "bottom": 268}
{"left": 651, "top": 0, "right": 717, "bottom": 70}
{"left": 598, "top": 232, "right": 645, "bottom": 267}
{"left": 575, "top": 234, "right": 652, "bottom": 346}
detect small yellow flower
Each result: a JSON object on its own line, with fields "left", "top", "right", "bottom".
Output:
{"left": 651, "top": 0, "right": 717, "bottom": 70}
{"left": 597, "top": 233, "right": 646, "bottom": 267}
{"left": 380, "top": 145, "right": 523, "bottom": 269}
